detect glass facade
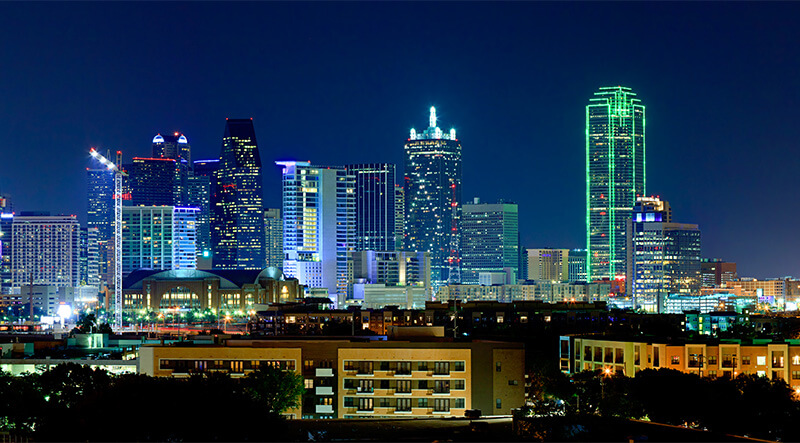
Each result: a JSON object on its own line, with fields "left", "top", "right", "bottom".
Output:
{"left": 626, "top": 198, "right": 701, "bottom": 312}
{"left": 121, "top": 206, "right": 197, "bottom": 276}
{"left": 345, "top": 163, "right": 396, "bottom": 251}
{"left": 192, "top": 159, "right": 219, "bottom": 262}
{"left": 11, "top": 214, "right": 80, "bottom": 288}
{"left": 404, "top": 107, "right": 462, "bottom": 288}
{"left": 586, "top": 86, "right": 645, "bottom": 281}
{"left": 125, "top": 157, "right": 178, "bottom": 207}
{"left": 460, "top": 202, "right": 519, "bottom": 285}
{"left": 264, "top": 208, "right": 283, "bottom": 268}
{"left": 278, "top": 161, "right": 355, "bottom": 306}
{"left": 212, "top": 119, "right": 266, "bottom": 270}
{"left": 87, "top": 166, "right": 114, "bottom": 242}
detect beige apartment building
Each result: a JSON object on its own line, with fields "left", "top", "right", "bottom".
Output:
{"left": 140, "top": 338, "right": 524, "bottom": 419}
{"left": 560, "top": 335, "right": 800, "bottom": 391}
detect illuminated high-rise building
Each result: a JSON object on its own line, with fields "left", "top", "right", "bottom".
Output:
{"left": 87, "top": 164, "right": 114, "bottom": 242}
{"left": 0, "top": 213, "right": 13, "bottom": 294}
{"left": 527, "top": 248, "right": 569, "bottom": 282}
{"left": 700, "top": 259, "right": 737, "bottom": 288}
{"left": 586, "top": 86, "right": 645, "bottom": 281}
{"left": 264, "top": 208, "right": 283, "bottom": 268}
{"left": 626, "top": 197, "right": 701, "bottom": 312}
{"left": 121, "top": 206, "right": 197, "bottom": 277}
{"left": 460, "top": 199, "right": 519, "bottom": 284}
{"left": 404, "top": 106, "right": 462, "bottom": 288}
{"left": 211, "top": 119, "right": 266, "bottom": 270}
{"left": 345, "top": 163, "right": 396, "bottom": 251}
{"left": 192, "top": 159, "right": 219, "bottom": 265}
{"left": 277, "top": 161, "right": 355, "bottom": 306}
{"left": 152, "top": 132, "right": 191, "bottom": 164}
{"left": 126, "top": 157, "right": 177, "bottom": 206}
{"left": 11, "top": 213, "right": 80, "bottom": 289}
{"left": 394, "top": 185, "right": 404, "bottom": 250}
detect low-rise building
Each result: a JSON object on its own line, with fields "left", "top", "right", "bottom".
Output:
{"left": 139, "top": 338, "right": 525, "bottom": 420}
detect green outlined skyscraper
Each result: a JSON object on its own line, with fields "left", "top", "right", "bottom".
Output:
{"left": 586, "top": 86, "right": 645, "bottom": 281}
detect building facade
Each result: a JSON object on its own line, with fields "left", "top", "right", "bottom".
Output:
{"left": 394, "top": 185, "right": 404, "bottom": 250}
{"left": 527, "top": 248, "right": 569, "bottom": 282}
{"left": 460, "top": 200, "right": 519, "bottom": 285}
{"left": 139, "top": 338, "right": 524, "bottom": 420}
{"left": 152, "top": 132, "right": 191, "bottom": 164}
{"left": 278, "top": 161, "right": 355, "bottom": 306}
{"left": 11, "top": 213, "right": 80, "bottom": 289}
{"left": 345, "top": 163, "right": 396, "bottom": 252}
{"left": 626, "top": 197, "right": 701, "bottom": 312}
{"left": 586, "top": 86, "right": 646, "bottom": 281}
{"left": 125, "top": 157, "right": 177, "bottom": 207}
{"left": 568, "top": 249, "right": 588, "bottom": 283}
{"left": 87, "top": 164, "right": 114, "bottom": 242}
{"left": 212, "top": 119, "right": 266, "bottom": 270}
{"left": 701, "top": 259, "right": 738, "bottom": 288}
{"left": 264, "top": 208, "right": 283, "bottom": 269}
{"left": 192, "top": 159, "right": 220, "bottom": 266}
{"left": 404, "top": 107, "right": 462, "bottom": 288}
{"left": 121, "top": 206, "right": 197, "bottom": 276}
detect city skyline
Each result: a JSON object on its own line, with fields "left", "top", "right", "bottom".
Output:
{"left": 1, "top": 2, "right": 799, "bottom": 278}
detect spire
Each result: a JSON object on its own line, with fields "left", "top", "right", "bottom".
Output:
{"left": 429, "top": 106, "right": 437, "bottom": 128}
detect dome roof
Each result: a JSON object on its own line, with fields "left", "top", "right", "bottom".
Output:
{"left": 178, "top": 135, "right": 188, "bottom": 144}
{"left": 152, "top": 134, "right": 164, "bottom": 144}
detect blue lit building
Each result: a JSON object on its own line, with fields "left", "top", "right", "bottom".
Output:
{"left": 404, "top": 107, "right": 462, "bottom": 288}
{"left": 192, "top": 159, "right": 219, "bottom": 265}
{"left": 460, "top": 199, "right": 519, "bottom": 285}
{"left": 211, "top": 119, "right": 266, "bottom": 270}
{"left": 626, "top": 197, "right": 701, "bottom": 313}
{"left": 277, "top": 161, "right": 355, "bottom": 307}
{"left": 125, "top": 157, "right": 177, "bottom": 207}
{"left": 87, "top": 163, "right": 114, "bottom": 242}
{"left": 345, "top": 163, "right": 396, "bottom": 251}
{"left": 121, "top": 206, "right": 197, "bottom": 277}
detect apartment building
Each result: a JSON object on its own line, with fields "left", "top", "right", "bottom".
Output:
{"left": 559, "top": 335, "right": 800, "bottom": 391}
{"left": 139, "top": 338, "right": 524, "bottom": 419}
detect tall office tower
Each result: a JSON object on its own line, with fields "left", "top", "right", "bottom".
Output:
{"left": 586, "top": 86, "right": 646, "bottom": 281}
{"left": 126, "top": 157, "right": 177, "bottom": 206}
{"left": 394, "top": 185, "right": 404, "bottom": 250}
{"left": 264, "top": 208, "right": 283, "bottom": 268}
{"left": 79, "top": 228, "right": 89, "bottom": 285}
{"left": 192, "top": 159, "right": 219, "bottom": 264}
{"left": 345, "top": 163, "right": 396, "bottom": 251}
{"left": 568, "top": 249, "right": 588, "bottom": 283}
{"left": 11, "top": 213, "right": 80, "bottom": 289}
{"left": 626, "top": 196, "right": 701, "bottom": 312}
{"left": 85, "top": 227, "right": 100, "bottom": 287}
{"left": 277, "top": 161, "right": 355, "bottom": 306}
{"left": 404, "top": 106, "right": 462, "bottom": 288}
{"left": 121, "top": 206, "right": 197, "bottom": 276}
{"left": 186, "top": 174, "right": 211, "bottom": 260}
{"left": 527, "top": 248, "right": 570, "bottom": 282}
{"left": 0, "top": 213, "right": 13, "bottom": 293}
{"left": 87, "top": 166, "right": 114, "bottom": 242}
{"left": 212, "top": 119, "right": 266, "bottom": 270}
{"left": 700, "top": 259, "right": 738, "bottom": 288}
{"left": 152, "top": 132, "right": 191, "bottom": 164}
{"left": 460, "top": 199, "right": 519, "bottom": 285}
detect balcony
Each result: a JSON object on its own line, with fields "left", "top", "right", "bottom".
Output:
{"left": 432, "top": 389, "right": 450, "bottom": 396}
{"left": 315, "top": 386, "right": 333, "bottom": 396}
{"left": 315, "top": 404, "right": 334, "bottom": 414}
{"left": 356, "top": 387, "right": 374, "bottom": 395}
{"left": 315, "top": 368, "right": 334, "bottom": 377}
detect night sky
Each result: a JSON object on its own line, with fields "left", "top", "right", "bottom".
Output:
{"left": 0, "top": 2, "right": 798, "bottom": 279}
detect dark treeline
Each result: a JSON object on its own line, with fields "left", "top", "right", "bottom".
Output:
{"left": 0, "top": 363, "right": 304, "bottom": 441}
{"left": 530, "top": 367, "right": 800, "bottom": 441}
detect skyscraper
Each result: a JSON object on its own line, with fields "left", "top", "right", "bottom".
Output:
{"left": 192, "top": 159, "right": 219, "bottom": 265}
{"left": 152, "top": 132, "right": 191, "bottom": 164}
{"left": 586, "top": 86, "right": 645, "bottom": 281}
{"left": 126, "top": 157, "right": 177, "bottom": 206}
{"left": 212, "top": 119, "right": 266, "bottom": 270}
{"left": 277, "top": 161, "right": 355, "bottom": 306}
{"left": 626, "top": 197, "right": 701, "bottom": 312}
{"left": 121, "top": 206, "right": 197, "bottom": 276}
{"left": 0, "top": 213, "right": 13, "bottom": 294}
{"left": 264, "top": 208, "right": 283, "bottom": 268}
{"left": 87, "top": 165, "right": 114, "bottom": 242}
{"left": 527, "top": 248, "right": 569, "bottom": 282}
{"left": 11, "top": 213, "right": 80, "bottom": 289}
{"left": 404, "top": 107, "right": 462, "bottom": 288}
{"left": 460, "top": 199, "right": 519, "bottom": 284}
{"left": 345, "top": 163, "right": 396, "bottom": 251}
{"left": 394, "top": 185, "right": 404, "bottom": 250}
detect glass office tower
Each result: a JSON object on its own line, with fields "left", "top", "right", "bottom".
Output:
{"left": 586, "top": 86, "right": 645, "bottom": 281}
{"left": 345, "top": 163, "right": 396, "bottom": 252}
{"left": 404, "top": 107, "right": 462, "bottom": 288}
{"left": 460, "top": 200, "right": 519, "bottom": 284}
{"left": 212, "top": 119, "right": 266, "bottom": 270}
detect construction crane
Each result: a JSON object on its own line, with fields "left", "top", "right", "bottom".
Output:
{"left": 446, "top": 182, "right": 461, "bottom": 284}
{"left": 89, "top": 148, "right": 127, "bottom": 330}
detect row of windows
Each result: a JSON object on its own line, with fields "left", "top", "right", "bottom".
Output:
{"left": 343, "top": 378, "right": 465, "bottom": 392}
{"left": 343, "top": 360, "right": 465, "bottom": 374}
{"left": 344, "top": 397, "right": 464, "bottom": 411}
{"left": 159, "top": 359, "right": 296, "bottom": 372}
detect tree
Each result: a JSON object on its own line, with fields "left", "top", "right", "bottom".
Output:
{"left": 243, "top": 365, "right": 305, "bottom": 415}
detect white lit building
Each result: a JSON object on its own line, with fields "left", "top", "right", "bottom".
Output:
{"left": 11, "top": 213, "right": 80, "bottom": 289}
{"left": 121, "top": 206, "right": 197, "bottom": 276}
